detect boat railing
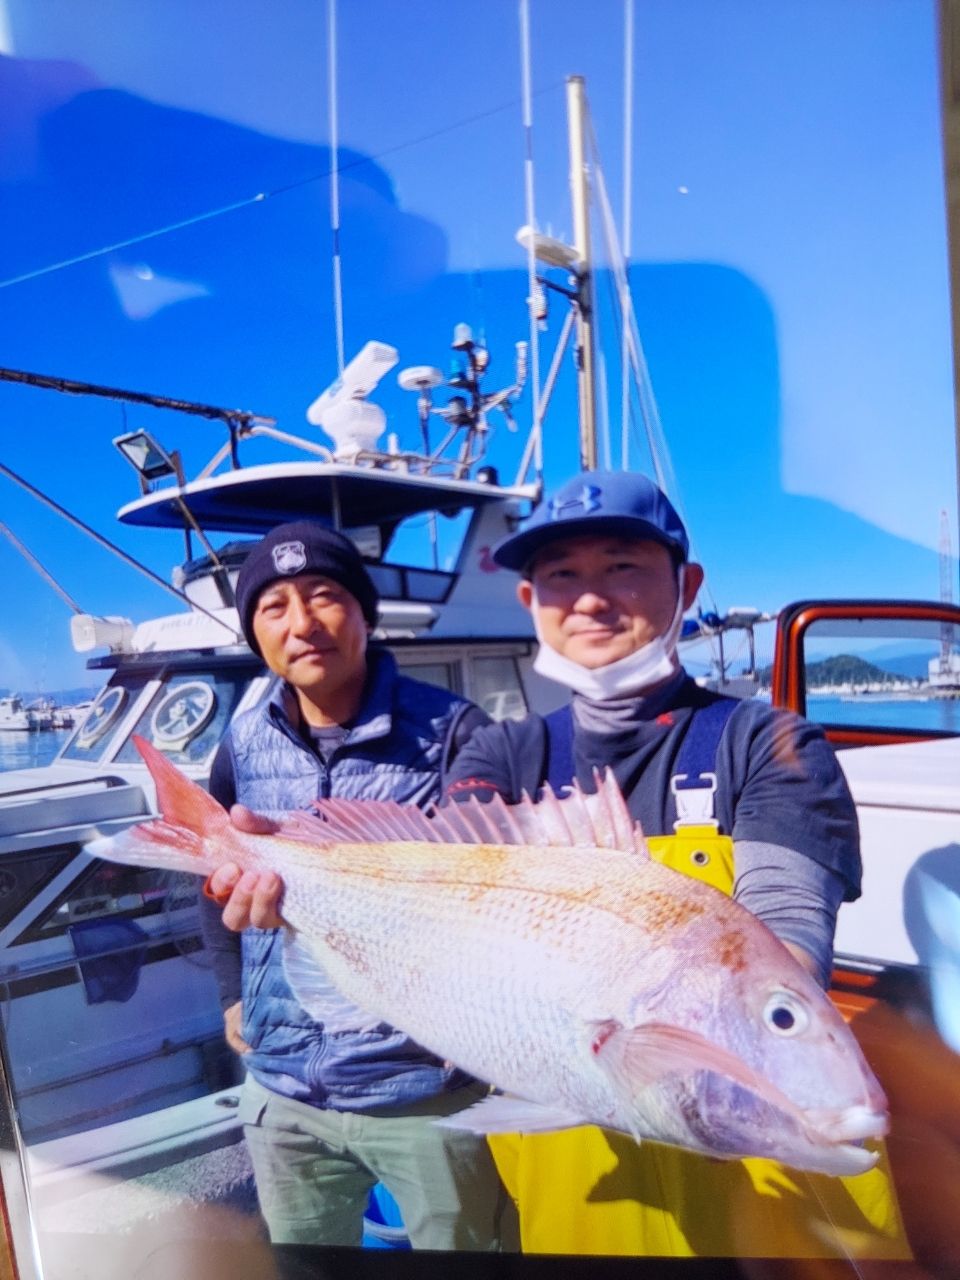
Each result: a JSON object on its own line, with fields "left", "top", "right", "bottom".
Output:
{"left": 0, "top": 775, "right": 131, "bottom": 803}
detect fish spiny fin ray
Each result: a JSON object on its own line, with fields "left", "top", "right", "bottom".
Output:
{"left": 268, "top": 772, "right": 647, "bottom": 853}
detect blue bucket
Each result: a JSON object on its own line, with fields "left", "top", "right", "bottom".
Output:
{"left": 362, "top": 1182, "right": 410, "bottom": 1250}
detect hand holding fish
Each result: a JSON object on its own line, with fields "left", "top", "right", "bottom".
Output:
{"left": 209, "top": 804, "right": 286, "bottom": 930}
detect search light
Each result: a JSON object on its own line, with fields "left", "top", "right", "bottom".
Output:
{"left": 114, "top": 430, "right": 183, "bottom": 492}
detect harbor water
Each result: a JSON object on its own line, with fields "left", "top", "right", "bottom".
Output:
{"left": 0, "top": 729, "right": 71, "bottom": 772}
{"left": 807, "top": 694, "right": 960, "bottom": 735}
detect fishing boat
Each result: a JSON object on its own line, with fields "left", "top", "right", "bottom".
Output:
{"left": 0, "top": 10, "right": 958, "bottom": 1280}
{"left": 0, "top": 695, "right": 35, "bottom": 732}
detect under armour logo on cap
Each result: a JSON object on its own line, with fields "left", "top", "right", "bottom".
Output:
{"left": 548, "top": 484, "right": 602, "bottom": 521}
{"left": 272, "top": 540, "right": 308, "bottom": 575}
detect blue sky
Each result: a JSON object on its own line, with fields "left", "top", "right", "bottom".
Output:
{"left": 0, "top": 0, "right": 957, "bottom": 690}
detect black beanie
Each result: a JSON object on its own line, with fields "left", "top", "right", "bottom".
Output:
{"left": 235, "top": 521, "right": 379, "bottom": 655}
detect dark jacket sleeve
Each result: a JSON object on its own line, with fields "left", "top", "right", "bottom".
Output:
{"left": 719, "top": 702, "right": 862, "bottom": 901}
{"left": 443, "top": 714, "right": 548, "bottom": 804}
{"left": 198, "top": 737, "right": 243, "bottom": 1011}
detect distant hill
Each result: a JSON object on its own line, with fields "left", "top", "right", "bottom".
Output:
{"left": 758, "top": 654, "right": 916, "bottom": 688}
{"left": 804, "top": 655, "right": 899, "bottom": 686}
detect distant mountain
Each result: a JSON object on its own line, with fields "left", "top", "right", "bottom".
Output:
{"left": 871, "top": 653, "right": 933, "bottom": 680}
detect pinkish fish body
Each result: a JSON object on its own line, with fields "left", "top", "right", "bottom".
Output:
{"left": 86, "top": 736, "right": 888, "bottom": 1176}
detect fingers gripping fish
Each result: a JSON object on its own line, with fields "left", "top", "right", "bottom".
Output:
{"left": 85, "top": 735, "right": 888, "bottom": 1177}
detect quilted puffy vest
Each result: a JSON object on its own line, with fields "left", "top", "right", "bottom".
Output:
{"left": 232, "top": 649, "right": 474, "bottom": 1110}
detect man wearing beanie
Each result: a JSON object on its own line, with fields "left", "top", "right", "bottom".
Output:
{"left": 443, "top": 469, "right": 905, "bottom": 1261}
{"left": 198, "top": 519, "right": 513, "bottom": 1253}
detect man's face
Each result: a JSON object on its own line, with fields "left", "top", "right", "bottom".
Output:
{"left": 519, "top": 534, "right": 701, "bottom": 670}
{"left": 251, "top": 574, "right": 369, "bottom": 703}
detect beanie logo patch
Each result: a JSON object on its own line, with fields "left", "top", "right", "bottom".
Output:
{"left": 272, "top": 541, "right": 308, "bottom": 575}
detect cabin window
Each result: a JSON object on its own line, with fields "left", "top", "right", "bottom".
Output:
{"left": 60, "top": 677, "right": 152, "bottom": 763}
{"left": 400, "top": 662, "right": 460, "bottom": 693}
{"left": 0, "top": 847, "right": 76, "bottom": 932}
{"left": 112, "top": 671, "right": 250, "bottom": 766}
{"left": 11, "top": 859, "right": 199, "bottom": 946}
{"left": 471, "top": 655, "right": 527, "bottom": 721}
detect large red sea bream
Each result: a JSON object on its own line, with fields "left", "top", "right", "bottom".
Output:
{"left": 86, "top": 736, "right": 888, "bottom": 1176}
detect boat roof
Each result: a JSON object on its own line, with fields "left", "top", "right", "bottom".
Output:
{"left": 838, "top": 735, "right": 960, "bottom": 813}
{"left": 118, "top": 461, "right": 538, "bottom": 534}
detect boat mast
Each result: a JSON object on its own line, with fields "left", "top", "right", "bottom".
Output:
{"left": 567, "top": 75, "right": 598, "bottom": 470}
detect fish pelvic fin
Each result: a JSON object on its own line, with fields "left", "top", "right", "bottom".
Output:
{"left": 290, "top": 769, "right": 646, "bottom": 855}
{"left": 435, "top": 1093, "right": 589, "bottom": 1135}
{"left": 282, "top": 934, "right": 384, "bottom": 1034}
{"left": 134, "top": 734, "right": 230, "bottom": 837}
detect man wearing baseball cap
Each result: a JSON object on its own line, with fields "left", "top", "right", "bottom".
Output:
{"left": 198, "top": 520, "right": 513, "bottom": 1254}
{"left": 444, "top": 470, "right": 905, "bottom": 1260}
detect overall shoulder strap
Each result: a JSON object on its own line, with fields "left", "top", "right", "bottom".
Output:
{"left": 671, "top": 695, "right": 740, "bottom": 829}
{"left": 544, "top": 704, "right": 576, "bottom": 792}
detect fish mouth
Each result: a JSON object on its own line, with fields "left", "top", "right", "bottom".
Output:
{"left": 802, "top": 1103, "right": 889, "bottom": 1145}
{"left": 678, "top": 1077, "right": 888, "bottom": 1175}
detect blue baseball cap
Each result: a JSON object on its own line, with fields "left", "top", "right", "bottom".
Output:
{"left": 492, "top": 470, "right": 689, "bottom": 572}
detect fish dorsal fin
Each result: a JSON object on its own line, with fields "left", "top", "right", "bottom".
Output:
{"left": 134, "top": 734, "right": 230, "bottom": 836}
{"left": 272, "top": 771, "right": 645, "bottom": 855}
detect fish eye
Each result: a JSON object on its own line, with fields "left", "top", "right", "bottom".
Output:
{"left": 762, "top": 991, "right": 809, "bottom": 1037}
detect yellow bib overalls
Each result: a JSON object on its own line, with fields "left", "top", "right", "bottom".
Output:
{"left": 487, "top": 768, "right": 911, "bottom": 1259}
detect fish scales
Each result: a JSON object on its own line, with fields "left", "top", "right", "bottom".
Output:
{"left": 277, "top": 837, "right": 685, "bottom": 1100}
{"left": 85, "top": 737, "right": 891, "bottom": 1177}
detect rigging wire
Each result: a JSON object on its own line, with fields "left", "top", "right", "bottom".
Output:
{"left": 327, "top": 0, "right": 345, "bottom": 376}
{"left": 596, "top": 346, "right": 612, "bottom": 470}
{"left": 621, "top": 0, "right": 635, "bottom": 469}
{"left": 0, "top": 461, "right": 240, "bottom": 639}
{"left": 519, "top": 0, "right": 544, "bottom": 483}
{"left": 588, "top": 136, "right": 668, "bottom": 492}
{"left": 588, "top": 124, "right": 720, "bottom": 615}
{"left": 0, "top": 520, "right": 83, "bottom": 614}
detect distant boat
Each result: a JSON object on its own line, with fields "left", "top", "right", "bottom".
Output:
{"left": 0, "top": 694, "right": 35, "bottom": 732}
{"left": 25, "top": 699, "right": 55, "bottom": 731}
{"left": 52, "top": 700, "right": 94, "bottom": 730}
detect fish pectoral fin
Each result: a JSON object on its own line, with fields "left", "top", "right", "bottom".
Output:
{"left": 435, "top": 1093, "right": 589, "bottom": 1135}
{"left": 589, "top": 1019, "right": 799, "bottom": 1114}
{"left": 282, "top": 934, "right": 383, "bottom": 1034}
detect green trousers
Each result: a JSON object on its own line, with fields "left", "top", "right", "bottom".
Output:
{"left": 239, "top": 1073, "right": 517, "bottom": 1251}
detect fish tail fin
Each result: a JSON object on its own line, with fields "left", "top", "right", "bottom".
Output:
{"left": 134, "top": 734, "right": 229, "bottom": 836}
{"left": 86, "top": 821, "right": 215, "bottom": 877}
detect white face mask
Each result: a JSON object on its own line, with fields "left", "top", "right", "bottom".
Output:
{"left": 531, "top": 569, "right": 688, "bottom": 700}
